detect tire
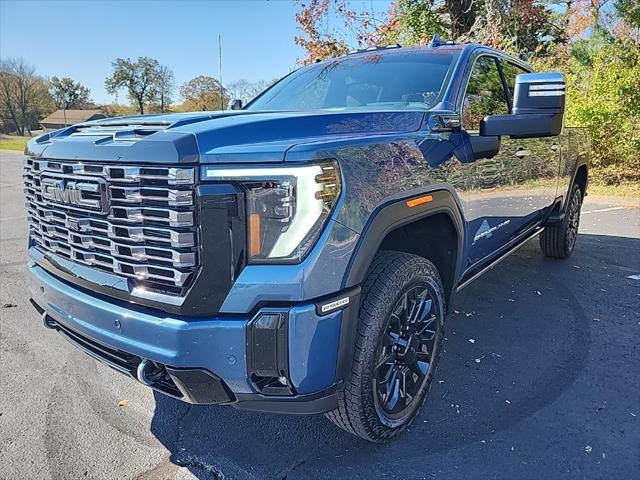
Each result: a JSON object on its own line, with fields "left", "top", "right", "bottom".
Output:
{"left": 540, "top": 184, "right": 583, "bottom": 259}
{"left": 326, "top": 251, "right": 445, "bottom": 442}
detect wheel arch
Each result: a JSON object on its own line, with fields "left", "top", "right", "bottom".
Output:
{"left": 573, "top": 163, "right": 588, "bottom": 196}
{"left": 342, "top": 186, "right": 466, "bottom": 305}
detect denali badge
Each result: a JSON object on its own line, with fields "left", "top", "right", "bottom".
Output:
{"left": 40, "top": 174, "right": 108, "bottom": 213}
{"left": 320, "top": 296, "right": 350, "bottom": 313}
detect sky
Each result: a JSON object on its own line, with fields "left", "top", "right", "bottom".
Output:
{"left": 0, "top": 0, "right": 391, "bottom": 105}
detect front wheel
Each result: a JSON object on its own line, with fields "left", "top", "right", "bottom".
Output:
{"left": 326, "top": 251, "right": 445, "bottom": 442}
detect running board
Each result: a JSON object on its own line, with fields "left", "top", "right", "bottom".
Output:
{"left": 456, "top": 227, "right": 544, "bottom": 292}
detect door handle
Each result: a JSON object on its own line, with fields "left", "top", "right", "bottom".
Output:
{"left": 515, "top": 147, "right": 530, "bottom": 158}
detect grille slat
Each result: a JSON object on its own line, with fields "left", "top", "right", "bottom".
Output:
{"left": 31, "top": 160, "right": 194, "bottom": 185}
{"left": 24, "top": 159, "right": 198, "bottom": 294}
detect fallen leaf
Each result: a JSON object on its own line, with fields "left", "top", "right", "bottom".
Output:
{"left": 117, "top": 399, "right": 129, "bottom": 407}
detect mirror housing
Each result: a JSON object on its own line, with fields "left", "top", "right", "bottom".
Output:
{"left": 481, "top": 72, "right": 565, "bottom": 139}
{"left": 469, "top": 135, "right": 501, "bottom": 160}
{"left": 230, "top": 99, "right": 243, "bottom": 110}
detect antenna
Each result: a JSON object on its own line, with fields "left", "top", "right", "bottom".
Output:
{"left": 218, "top": 34, "right": 224, "bottom": 110}
{"left": 429, "top": 34, "right": 453, "bottom": 48}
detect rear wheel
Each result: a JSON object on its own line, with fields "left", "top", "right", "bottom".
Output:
{"left": 326, "top": 251, "right": 445, "bottom": 442}
{"left": 540, "top": 184, "right": 583, "bottom": 258}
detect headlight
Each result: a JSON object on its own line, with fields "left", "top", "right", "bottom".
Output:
{"left": 202, "top": 162, "right": 341, "bottom": 263}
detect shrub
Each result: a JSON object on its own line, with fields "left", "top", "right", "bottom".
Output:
{"left": 565, "top": 40, "right": 640, "bottom": 184}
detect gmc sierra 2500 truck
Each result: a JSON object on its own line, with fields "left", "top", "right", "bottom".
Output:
{"left": 25, "top": 40, "right": 589, "bottom": 442}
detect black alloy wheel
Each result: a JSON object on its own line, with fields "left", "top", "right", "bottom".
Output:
{"left": 373, "top": 283, "right": 441, "bottom": 425}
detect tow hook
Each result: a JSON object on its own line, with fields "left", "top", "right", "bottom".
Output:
{"left": 41, "top": 312, "right": 56, "bottom": 330}
{"left": 136, "top": 359, "right": 166, "bottom": 386}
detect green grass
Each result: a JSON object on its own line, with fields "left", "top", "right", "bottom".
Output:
{"left": 587, "top": 182, "right": 640, "bottom": 198}
{"left": 0, "top": 135, "right": 29, "bottom": 152}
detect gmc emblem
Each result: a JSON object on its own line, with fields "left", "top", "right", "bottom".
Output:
{"left": 40, "top": 174, "right": 108, "bottom": 213}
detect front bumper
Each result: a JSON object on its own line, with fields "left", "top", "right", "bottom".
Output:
{"left": 28, "top": 262, "right": 348, "bottom": 413}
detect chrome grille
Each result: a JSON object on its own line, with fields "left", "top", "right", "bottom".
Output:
{"left": 24, "top": 158, "right": 198, "bottom": 294}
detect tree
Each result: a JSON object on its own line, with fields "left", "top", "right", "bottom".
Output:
{"left": 226, "top": 79, "right": 276, "bottom": 105}
{"left": 105, "top": 57, "right": 160, "bottom": 114}
{"left": 155, "top": 65, "right": 175, "bottom": 113}
{"left": 99, "top": 102, "right": 137, "bottom": 118}
{"left": 613, "top": 0, "right": 640, "bottom": 42}
{"left": 616, "top": 0, "right": 640, "bottom": 27}
{"left": 49, "top": 76, "right": 91, "bottom": 126}
{"left": 180, "top": 76, "right": 228, "bottom": 111}
{"left": 295, "top": 0, "right": 564, "bottom": 61}
{"left": 294, "top": 0, "right": 351, "bottom": 64}
{"left": 0, "top": 58, "right": 52, "bottom": 135}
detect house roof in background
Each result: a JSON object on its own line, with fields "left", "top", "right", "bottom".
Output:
{"left": 41, "top": 109, "right": 104, "bottom": 125}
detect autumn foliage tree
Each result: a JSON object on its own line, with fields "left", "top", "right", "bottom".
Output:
{"left": 294, "top": 0, "right": 351, "bottom": 64}
{"left": 0, "top": 58, "right": 52, "bottom": 135}
{"left": 49, "top": 76, "right": 92, "bottom": 126}
{"left": 105, "top": 57, "right": 161, "bottom": 115}
{"left": 179, "top": 76, "right": 228, "bottom": 111}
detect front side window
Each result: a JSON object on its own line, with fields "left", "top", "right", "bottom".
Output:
{"left": 501, "top": 60, "right": 530, "bottom": 109}
{"left": 247, "top": 51, "right": 457, "bottom": 111}
{"left": 462, "top": 56, "right": 509, "bottom": 132}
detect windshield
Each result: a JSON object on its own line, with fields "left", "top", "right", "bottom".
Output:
{"left": 247, "top": 50, "right": 457, "bottom": 111}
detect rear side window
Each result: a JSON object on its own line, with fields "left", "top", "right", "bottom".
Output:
{"left": 462, "top": 56, "right": 509, "bottom": 132}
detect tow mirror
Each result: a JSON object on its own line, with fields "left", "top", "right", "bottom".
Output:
{"left": 481, "top": 72, "right": 565, "bottom": 139}
{"left": 230, "top": 99, "right": 243, "bottom": 110}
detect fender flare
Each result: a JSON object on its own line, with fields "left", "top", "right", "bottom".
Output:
{"left": 333, "top": 185, "right": 466, "bottom": 384}
{"left": 548, "top": 157, "right": 589, "bottom": 223}
{"left": 341, "top": 185, "right": 466, "bottom": 292}
{"left": 569, "top": 159, "right": 589, "bottom": 198}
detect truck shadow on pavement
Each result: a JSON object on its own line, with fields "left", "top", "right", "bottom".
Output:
{"left": 149, "top": 234, "right": 638, "bottom": 479}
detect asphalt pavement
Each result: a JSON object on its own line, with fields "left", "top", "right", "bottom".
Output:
{"left": 1, "top": 149, "right": 639, "bottom": 480}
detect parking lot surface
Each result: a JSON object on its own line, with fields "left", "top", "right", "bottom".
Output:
{"left": 1, "top": 150, "right": 638, "bottom": 479}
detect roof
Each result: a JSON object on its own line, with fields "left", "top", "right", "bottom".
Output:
{"left": 327, "top": 42, "right": 530, "bottom": 76}
{"left": 339, "top": 41, "right": 524, "bottom": 61}
{"left": 41, "top": 109, "right": 104, "bottom": 125}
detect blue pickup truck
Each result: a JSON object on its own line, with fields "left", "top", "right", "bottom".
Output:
{"left": 25, "top": 40, "right": 589, "bottom": 441}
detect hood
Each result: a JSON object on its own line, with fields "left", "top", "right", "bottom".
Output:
{"left": 26, "top": 110, "right": 425, "bottom": 164}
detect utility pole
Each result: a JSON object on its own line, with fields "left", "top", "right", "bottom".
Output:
{"left": 218, "top": 34, "right": 224, "bottom": 110}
